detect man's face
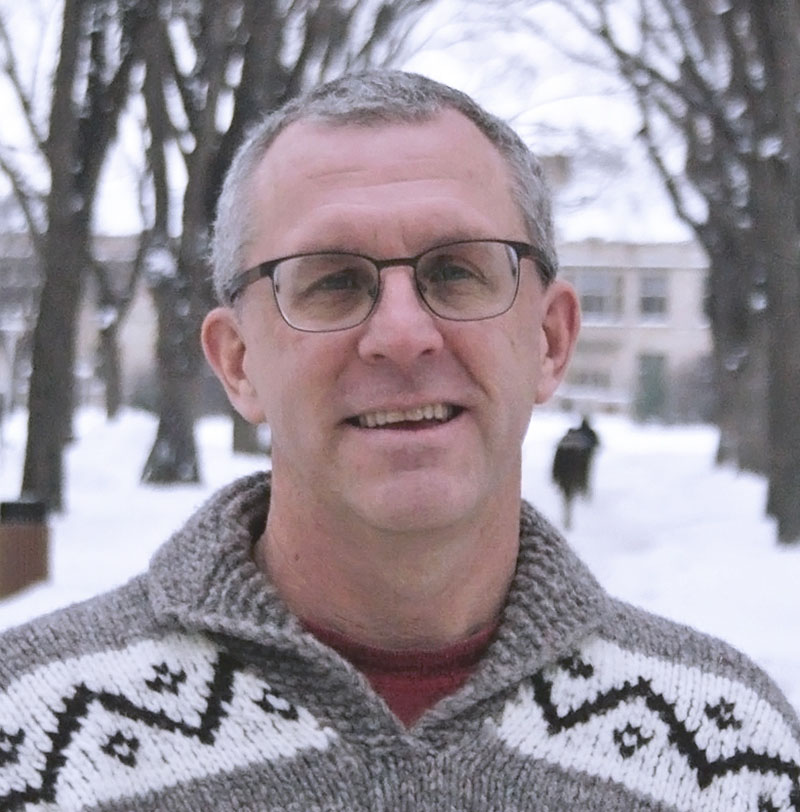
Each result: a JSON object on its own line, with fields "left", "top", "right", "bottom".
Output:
{"left": 205, "top": 110, "right": 577, "bottom": 536}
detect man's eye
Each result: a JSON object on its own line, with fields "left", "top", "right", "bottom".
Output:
{"left": 313, "top": 269, "right": 365, "bottom": 291}
{"left": 299, "top": 266, "right": 376, "bottom": 297}
{"left": 424, "top": 260, "right": 483, "bottom": 284}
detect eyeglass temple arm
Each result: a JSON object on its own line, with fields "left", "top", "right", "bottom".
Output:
{"left": 508, "top": 241, "right": 556, "bottom": 284}
{"left": 223, "top": 261, "right": 278, "bottom": 304}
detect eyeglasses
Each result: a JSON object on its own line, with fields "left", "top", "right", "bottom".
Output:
{"left": 223, "top": 238, "right": 553, "bottom": 333}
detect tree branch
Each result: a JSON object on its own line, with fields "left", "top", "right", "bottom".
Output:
{"left": 0, "top": 15, "right": 47, "bottom": 152}
{"left": 634, "top": 94, "right": 703, "bottom": 233}
{"left": 0, "top": 147, "right": 45, "bottom": 253}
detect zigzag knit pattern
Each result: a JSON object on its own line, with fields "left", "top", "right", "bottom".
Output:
{"left": 1, "top": 629, "right": 798, "bottom": 811}
{"left": 0, "top": 634, "right": 336, "bottom": 811}
{"left": 495, "top": 637, "right": 800, "bottom": 812}
{"left": 1, "top": 475, "right": 798, "bottom": 810}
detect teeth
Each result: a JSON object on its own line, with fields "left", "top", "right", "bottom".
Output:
{"left": 358, "top": 404, "right": 453, "bottom": 428}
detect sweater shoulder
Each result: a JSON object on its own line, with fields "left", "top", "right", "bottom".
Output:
{"left": 0, "top": 575, "right": 160, "bottom": 687}
{"left": 599, "top": 596, "right": 800, "bottom": 725}
{"left": 0, "top": 583, "right": 338, "bottom": 811}
{"left": 492, "top": 597, "right": 800, "bottom": 811}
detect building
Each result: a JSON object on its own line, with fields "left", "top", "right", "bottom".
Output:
{"left": 554, "top": 239, "right": 712, "bottom": 421}
{"left": 0, "top": 234, "right": 152, "bottom": 414}
{"left": 0, "top": 234, "right": 39, "bottom": 413}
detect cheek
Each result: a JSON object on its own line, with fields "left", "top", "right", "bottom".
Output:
{"left": 508, "top": 291, "right": 548, "bottom": 383}
{"left": 245, "top": 330, "right": 354, "bottom": 427}
{"left": 239, "top": 319, "right": 292, "bottom": 421}
{"left": 242, "top": 334, "right": 277, "bottom": 396}
{"left": 500, "top": 308, "right": 544, "bottom": 374}
{"left": 453, "top": 323, "right": 540, "bottom": 428}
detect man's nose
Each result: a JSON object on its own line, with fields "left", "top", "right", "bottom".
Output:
{"left": 356, "top": 266, "right": 444, "bottom": 365}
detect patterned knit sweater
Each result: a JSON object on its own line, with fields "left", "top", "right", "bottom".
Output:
{"left": 0, "top": 473, "right": 798, "bottom": 811}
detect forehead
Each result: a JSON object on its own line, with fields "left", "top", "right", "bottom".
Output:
{"left": 244, "top": 109, "right": 524, "bottom": 259}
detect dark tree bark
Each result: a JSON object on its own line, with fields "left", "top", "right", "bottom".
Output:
{"left": 92, "top": 250, "right": 142, "bottom": 420}
{"left": 232, "top": 413, "right": 268, "bottom": 455}
{"left": 749, "top": 1, "right": 800, "bottom": 541}
{"left": 16, "top": 0, "right": 152, "bottom": 509}
{"left": 138, "top": 9, "right": 201, "bottom": 484}
{"left": 21, "top": 0, "right": 90, "bottom": 510}
{"left": 98, "top": 321, "right": 122, "bottom": 419}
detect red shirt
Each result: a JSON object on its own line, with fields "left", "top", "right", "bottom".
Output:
{"left": 304, "top": 621, "right": 497, "bottom": 727}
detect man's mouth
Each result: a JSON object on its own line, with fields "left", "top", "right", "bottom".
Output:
{"left": 349, "top": 403, "right": 460, "bottom": 429}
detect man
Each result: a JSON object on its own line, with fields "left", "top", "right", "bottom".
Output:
{"left": 0, "top": 71, "right": 798, "bottom": 811}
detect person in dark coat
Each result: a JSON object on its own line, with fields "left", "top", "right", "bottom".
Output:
{"left": 552, "top": 416, "right": 600, "bottom": 529}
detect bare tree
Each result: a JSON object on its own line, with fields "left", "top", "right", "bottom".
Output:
{"left": 91, "top": 246, "right": 144, "bottom": 420}
{"left": 492, "top": 0, "right": 800, "bottom": 542}
{"left": 0, "top": 0, "right": 153, "bottom": 509}
{"left": 137, "top": 0, "right": 436, "bottom": 483}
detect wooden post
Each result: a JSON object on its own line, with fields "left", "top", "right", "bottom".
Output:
{"left": 0, "top": 500, "right": 49, "bottom": 598}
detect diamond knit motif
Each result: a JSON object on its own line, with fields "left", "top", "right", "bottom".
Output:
{"left": 0, "top": 634, "right": 336, "bottom": 810}
{"left": 495, "top": 636, "right": 800, "bottom": 812}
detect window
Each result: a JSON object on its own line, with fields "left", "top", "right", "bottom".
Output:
{"left": 567, "top": 368, "right": 612, "bottom": 390}
{"left": 640, "top": 274, "right": 668, "bottom": 320}
{"left": 572, "top": 270, "right": 624, "bottom": 322}
{"left": 576, "top": 339, "right": 620, "bottom": 356}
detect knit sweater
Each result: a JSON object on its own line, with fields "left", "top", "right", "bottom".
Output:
{"left": 0, "top": 473, "right": 798, "bottom": 811}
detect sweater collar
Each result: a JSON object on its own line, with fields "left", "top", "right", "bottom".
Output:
{"left": 147, "top": 471, "right": 608, "bottom": 683}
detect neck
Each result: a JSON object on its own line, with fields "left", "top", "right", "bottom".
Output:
{"left": 254, "top": 479, "right": 521, "bottom": 650}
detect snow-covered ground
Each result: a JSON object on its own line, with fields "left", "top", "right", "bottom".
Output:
{"left": 0, "top": 407, "right": 798, "bottom": 712}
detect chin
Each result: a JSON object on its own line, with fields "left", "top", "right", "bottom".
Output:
{"left": 354, "top": 473, "right": 483, "bottom": 535}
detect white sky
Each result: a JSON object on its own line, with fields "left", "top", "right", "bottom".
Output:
{"left": 0, "top": 0, "right": 693, "bottom": 243}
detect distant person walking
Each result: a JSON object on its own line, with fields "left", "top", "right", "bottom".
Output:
{"left": 552, "top": 416, "right": 600, "bottom": 529}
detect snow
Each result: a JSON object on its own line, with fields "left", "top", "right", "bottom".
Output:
{"left": 0, "top": 406, "right": 797, "bottom": 713}
{"left": 143, "top": 244, "right": 177, "bottom": 282}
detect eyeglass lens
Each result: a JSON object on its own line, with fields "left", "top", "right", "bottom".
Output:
{"left": 272, "top": 240, "right": 520, "bottom": 332}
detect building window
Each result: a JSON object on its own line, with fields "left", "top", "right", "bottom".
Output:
{"left": 576, "top": 339, "right": 620, "bottom": 356}
{"left": 567, "top": 368, "right": 612, "bottom": 390}
{"left": 640, "top": 273, "right": 668, "bottom": 320}
{"left": 572, "top": 270, "right": 624, "bottom": 322}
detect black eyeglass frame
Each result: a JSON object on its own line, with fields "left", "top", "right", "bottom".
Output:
{"left": 222, "top": 238, "right": 555, "bottom": 331}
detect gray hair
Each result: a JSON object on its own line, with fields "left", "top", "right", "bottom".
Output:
{"left": 211, "top": 70, "right": 557, "bottom": 304}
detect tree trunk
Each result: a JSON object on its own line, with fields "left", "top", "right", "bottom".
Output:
{"left": 232, "top": 412, "right": 271, "bottom": 455}
{"left": 735, "top": 316, "right": 769, "bottom": 474}
{"left": 21, "top": 228, "right": 86, "bottom": 510}
{"left": 141, "top": 267, "right": 200, "bottom": 484}
{"left": 700, "top": 230, "right": 767, "bottom": 471}
{"left": 760, "top": 165, "right": 800, "bottom": 541}
{"left": 98, "top": 322, "right": 122, "bottom": 419}
{"left": 751, "top": 0, "right": 800, "bottom": 543}
{"left": 712, "top": 361, "right": 739, "bottom": 466}
{"left": 141, "top": 374, "right": 200, "bottom": 483}
{"left": 18, "top": 0, "right": 149, "bottom": 507}
{"left": 20, "top": 0, "right": 89, "bottom": 511}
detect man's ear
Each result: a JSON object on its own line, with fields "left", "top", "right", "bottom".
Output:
{"left": 201, "top": 307, "right": 266, "bottom": 423}
{"left": 535, "top": 280, "right": 581, "bottom": 404}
